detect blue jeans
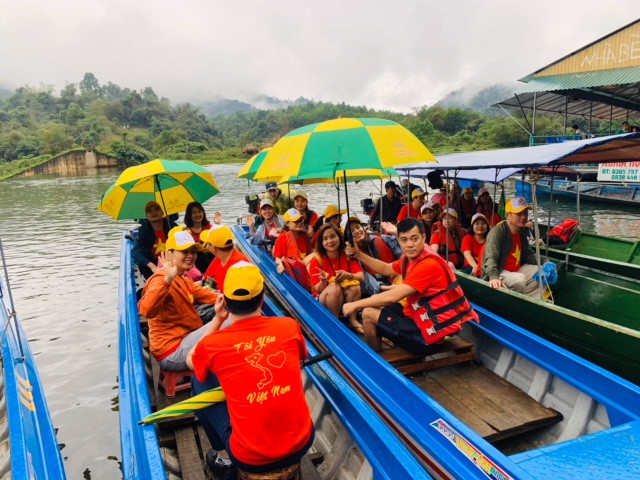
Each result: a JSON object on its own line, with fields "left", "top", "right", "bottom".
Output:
{"left": 192, "top": 373, "right": 314, "bottom": 473}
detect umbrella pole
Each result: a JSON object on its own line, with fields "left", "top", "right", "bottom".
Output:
{"left": 343, "top": 170, "right": 354, "bottom": 245}
{"left": 155, "top": 175, "right": 169, "bottom": 215}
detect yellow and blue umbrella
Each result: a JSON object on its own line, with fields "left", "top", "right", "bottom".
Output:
{"left": 139, "top": 387, "right": 226, "bottom": 426}
{"left": 251, "top": 118, "right": 436, "bottom": 183}
{"left": 97, "top": 159, "right": 220, "bottom": 220}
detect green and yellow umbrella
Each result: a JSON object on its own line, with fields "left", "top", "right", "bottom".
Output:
{"left": 139, "top": 387, "right": 226, "bottom": 426}
{"left": 251, "top": 118, "right": 436, "bottom": 183}
{"left": 237, "top": 147, "right": 278, "bottom": 182}
{"left": 98, "top": 159, "right": 220, "bottom": 220}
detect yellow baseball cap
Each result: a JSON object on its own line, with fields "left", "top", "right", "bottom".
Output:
{"left": 412, "top": 188, "right": 427, "bottom": 198}
{"left": 165, "top": 227, "right": 203, "bottom": 251}
{"left": 293, "top": 190, "right": 308, "bottom": 201}
{"left": 223, "top": 261, "right": 264, "bottom": 300}
{"left": 506, "top": 197, "right": 531, "bottom": 214}
{"left": 284, "top": 208, "right": 303, "bottom": 222}
{"left": 323, "top": 205, "right": 346, "bottom": 219}
{"left": 201, "top": 225, "right": 233, "bottom": 248}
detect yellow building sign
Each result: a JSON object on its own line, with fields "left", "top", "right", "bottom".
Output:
{"left": 537, "top": 21, "right": 640, "bottom": 76}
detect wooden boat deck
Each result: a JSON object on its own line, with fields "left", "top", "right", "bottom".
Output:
{"left": 380, "top": 337, "right": 562, "bottom": 444}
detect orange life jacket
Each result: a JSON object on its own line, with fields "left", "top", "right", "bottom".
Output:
{"left": 402, "top": 248, "right": 479, "bottom": 344}
{"left": 548, "top": 218, "right": 580, "bottom": 245}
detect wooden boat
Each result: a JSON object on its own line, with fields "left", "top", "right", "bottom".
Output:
{"left": 454, "top": 271, "right": 640, "bottom": 384}
{"left": 118, "top": 232, "right": 431, "bottom": 480}
{"left": 232, "top": 225, "right": 640, "bottom": 480}
{"left": 0, "top": 268, "right": 67, "bottom": 478}
{"left": 516, "top": 177, "right": 640, "bottom": 207}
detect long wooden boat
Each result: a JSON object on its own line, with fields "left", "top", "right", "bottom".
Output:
{"left": 516, "top": 177, "right": 640, "bottom": 207}
{"left": 0, "top": 269, "right": 67, "bottom": 478}
{"left": 232, "top": 225, "right": 640, "bottom": 480}
{"left": 118, "top": 232, "right": 431, "bottom": 480}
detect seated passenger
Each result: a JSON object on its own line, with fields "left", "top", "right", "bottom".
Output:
{"left": 292, "top": 190, "right": 319, "bottom": 237}
{"left": 138, "top": 227, "right": 219, "bottom": 371}
{"left": 460, "top": 188, "right": 478, "bottom": 230}
{"left": 187, "top": 262, "right": 314, "bottom": 479}
{"left": 132, "top": 201, "right": 178, "bottom": 280}
{"left": 246, "top": 198, "right": 283, "bottom": 251}
{"left": 260, "top": 182, "right": 294, "bottom": 215}
{"left": 476, "top": 188, "right": 502, "bottom": 227}
{"left": 309, "top": 224, "right": 365, "bottom": 333}
{"left": 397, "top": 188, "right": 427, "bottom": 222}
{"left": 343, "top": 218, "right": 479, "bottom": 355}
{"left": 483, "top": 197, "right": 544, "bottom": 299}
{"left": 201, "top": 226, "right": 249, "bottom": 291}
{"left": 184, "top": 201, "right": 216, "bottom": 274}
{"left": 310, "top": 204, "right": 346, "bottom": 248}
{"left": 369, "top": 180, "right": 403, "bottom": 227}
{"left": 273, "top": 208, "right": 312, "bottom": 276}
{"left": 461, "top": 213, "right": 489, "bottom": 276}
{"left": 420, "top": 201, "right": 440, "bottom": 244}
{"left": 430, "top": 208, "right": 466, "bottom": 269}
{"left": 347, "top": 218, "right": 401, "bottom": 294}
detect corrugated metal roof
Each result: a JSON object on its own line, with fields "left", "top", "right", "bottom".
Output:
{"left": 514, "top": 68, "right": 640, "bottom": 94}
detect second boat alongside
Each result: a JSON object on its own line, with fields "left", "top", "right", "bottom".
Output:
{"left": 233, "top": 224, "right": 640, "bottom": 480}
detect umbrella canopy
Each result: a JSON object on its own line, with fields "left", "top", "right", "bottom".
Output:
{"left": 280, "top": 167, "right": 398, "bottom": 185}
{"left": 139, "top": 387, "right": 226, "bottom": 425}
{"left": 251, "top": 118, "right": 436, "bottom": 182}
{"left": 98, "top": 159, "right": 220, "bottom": 220}
{"left": 237, "top": 147, "right": 278, "bottom": 182}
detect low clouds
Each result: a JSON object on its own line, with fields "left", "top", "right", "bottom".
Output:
{"left": 1, "top": 1, "right": 638, "bottom": 111}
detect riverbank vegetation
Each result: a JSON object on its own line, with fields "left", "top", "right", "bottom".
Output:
{"left": 0, "top": 72, "right": 624, "bottom": 178}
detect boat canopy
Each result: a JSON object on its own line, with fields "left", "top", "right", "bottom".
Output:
{"left": 399, "top": 133, "right": 640, "bottom": 176}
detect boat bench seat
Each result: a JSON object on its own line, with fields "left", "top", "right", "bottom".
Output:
{"left": 379, "top": 336, "right": 476, "bottom": 375}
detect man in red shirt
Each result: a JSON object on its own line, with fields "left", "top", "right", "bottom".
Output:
{"left": 187, "top": 262, "right": 314, "bottom": 479}
{"left": 343, "top": 218, "right": 478, "bottom": 354}
{"left": 201, "top": 226, "right": 249, "bottom": 291}
{"left": 396, "top": 188, "right": 427, "bottom": 222}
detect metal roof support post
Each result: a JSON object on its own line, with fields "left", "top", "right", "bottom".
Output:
{"left": 576, "top": 173, "right": 581, "bottom": 227}
{"left": 563, "top": 96, "right": 568, "bottom": 133}
{"left": 545, "top": 168, "right": 556, "bottom": 254}
{"left": 530, "top": 175, "right": 545, "bottom": 301}
{"left": 532, "top": 92, "right": 537, "bottom": 136}
{"left": 588, "top": 101, "right": 593, "bottom": 135}
{"left": 609, "top": 105, "right": 613, "bottom": 135}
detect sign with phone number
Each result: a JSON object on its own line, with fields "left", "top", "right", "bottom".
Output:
{"left": 598, "top": 162, "right": 640, "bottom": 182}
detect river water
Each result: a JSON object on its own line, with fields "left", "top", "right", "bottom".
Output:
{"left": 0, "top": 164, "right": 638, "bottom": 479}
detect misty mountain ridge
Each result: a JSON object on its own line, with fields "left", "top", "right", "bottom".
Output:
{"left": 195, "top": 94, "right": 312, "bottom": 117}
{"left": 435, "top": 83, "right": 517, "bottom": 115}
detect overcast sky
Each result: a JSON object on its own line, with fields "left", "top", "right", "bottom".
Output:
{"left": 1, "top": 1, "right": 639, "bottom": 112}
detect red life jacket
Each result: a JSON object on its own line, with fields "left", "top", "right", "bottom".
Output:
{"left": 548, "top": 218, "right": 580, "bottom": 245}
{"left": 402, "top": 248, "right": 479, "bottom": 344}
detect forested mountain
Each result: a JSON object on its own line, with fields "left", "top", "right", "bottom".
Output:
{"left": 0, "top": 73, "right": 622, "bottom": 176}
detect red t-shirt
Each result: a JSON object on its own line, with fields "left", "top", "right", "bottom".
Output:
{"left": 308, "top": 253, "right": 363, "bottom": 296}
{"left": 461, "top": 234, "right": 485, "bottom": 268}
{"left": 392, "top": 251, "right": 449, "bottom": 316}
{"left": 272, "top": 231, "right": 310, "bottom": 259}
{"left": 192, "top": 315, "right": 314, "bottom": 466}
{"left": 430, "top": 228, "right": 464, "bottom": 267}
{"left": 151, "top": 230, "right": 168, "bottom": 258}
{"left": 203, "top": 249, "right": 249, "bottom": 290}
{"left": 397, "top": 204, "right": 421, "bottom": 222}
{"left": 504, "top": 232, "right": 523, "bottom": 272}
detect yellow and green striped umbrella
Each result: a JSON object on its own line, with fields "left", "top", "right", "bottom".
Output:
{"left": 139, "top": 387, "right": 226, "bottom": 426}
{"left": 98, "top": 159, "right": 220, "bottom": 220}
{"left": 237, "top": 147, "right": 280, "bottom": 182}
{"left": 252, "top": 118, "right": 436, "bottom": 183}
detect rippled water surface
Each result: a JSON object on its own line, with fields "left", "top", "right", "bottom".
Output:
{"left": 0, "top": 165, "right": 638, "bottom": 479}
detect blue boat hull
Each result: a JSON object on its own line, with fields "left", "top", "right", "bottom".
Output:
{"left": 516, "top": 178, "right": 640, "bottom": 206}
{"left": 233, "top": 225, "right": 640, "bottom": 480}
{"left": 118, "top": 232, "right": 433, "bottom": 480}
{"left": 0, "top": 275, "right": 66, "bottom": 479}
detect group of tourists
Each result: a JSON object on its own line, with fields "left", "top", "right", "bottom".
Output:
{"left": 129, "top": 177, "right": 545, "bottom": 479}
